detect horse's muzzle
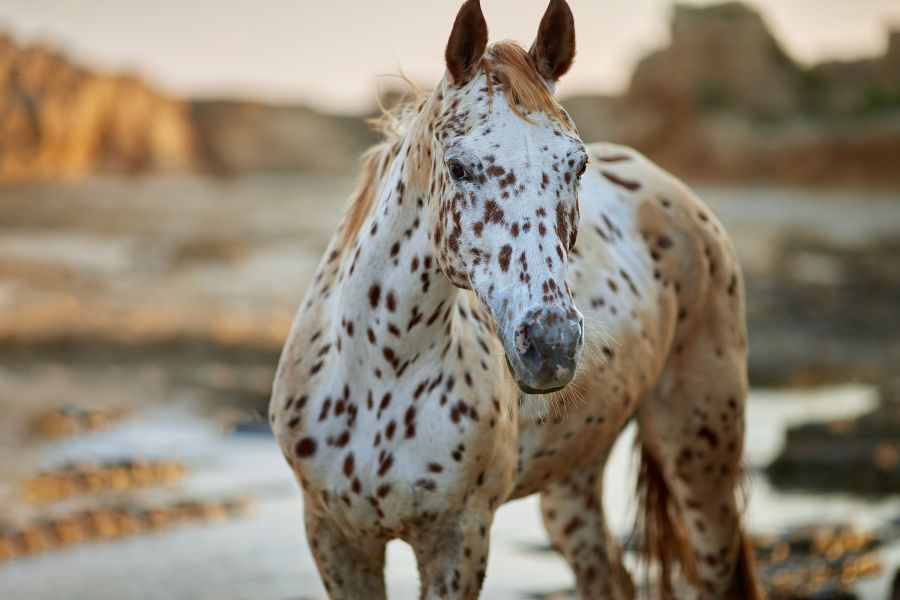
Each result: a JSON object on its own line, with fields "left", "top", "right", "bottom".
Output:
{"left": 505, "top": 305, "right": 583, "bottom": 394}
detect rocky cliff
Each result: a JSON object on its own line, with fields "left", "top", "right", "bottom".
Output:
{"left": 626, "top": 2, "right": 803, "bottom": 119}
{"left": 189, "top": 100, "right": 376, "bottom": 175}
{"left": 563, "top": 2, "right": 900, "bottom": 186}
{"left": 810, "top": 31, "right": 900, "bottom": 117}
{"left": 0, "top": 34, "right": 197, "bottom": 180}
{"left": 0, "top": 34, "right": 376, "bottom": 181}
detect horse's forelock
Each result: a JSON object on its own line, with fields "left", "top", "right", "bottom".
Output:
{"left": 482, "top": 41, "right": 573, "bottom": 130}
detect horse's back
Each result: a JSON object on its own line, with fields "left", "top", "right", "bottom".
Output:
{"left": 578, "top": 141, "right": 744, "bottom": 327}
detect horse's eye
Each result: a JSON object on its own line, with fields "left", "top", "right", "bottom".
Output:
{"left": 576, "top": 159, "right": 587, "bottom": 179}
{"left": 448, "top": 159, "right": 469, "bottom": 182}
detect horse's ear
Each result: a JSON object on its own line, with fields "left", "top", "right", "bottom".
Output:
{"left": 445, "top": 0, "right": 488, "bottom": 86}
{"left": 530, "top": 0, "right": 576, "bottom": 82}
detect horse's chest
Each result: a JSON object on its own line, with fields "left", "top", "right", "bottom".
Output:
{"left": 292, "top": 362, "right": 515, "bottom": 532}
{"left": 511, "top": 392, "right": 625, "bottom": 497}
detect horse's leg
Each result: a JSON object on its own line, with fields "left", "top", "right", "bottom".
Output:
{"left": 636, "top": 328, "right": 761, "bottom": 598}
{"left": 540, "top": 459, "right": 634, "bottom": 600}
{"left": 304, "top": 505, "right": 387, "bottom": 600}
{"left": 409, "top": 508, "right": 494, "bottom": 600}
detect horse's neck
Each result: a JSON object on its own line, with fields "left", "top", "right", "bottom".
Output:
{"left": 336, "top": 133, "right": 459, "bottom": 369}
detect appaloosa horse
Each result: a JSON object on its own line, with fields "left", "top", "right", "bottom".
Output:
{"left": 269, "top": 1, "right": 762, "bottom": 598}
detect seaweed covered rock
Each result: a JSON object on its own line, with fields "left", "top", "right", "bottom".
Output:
{"left": 767, "top": 379, "right": 900, "bottom": 494}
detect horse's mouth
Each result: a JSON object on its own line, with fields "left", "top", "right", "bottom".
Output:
{"left": 505, "top": 355, "right": 569, "bottom": 396}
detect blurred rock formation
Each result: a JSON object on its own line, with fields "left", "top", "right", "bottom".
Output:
{"left": 189, "top": 100, "right": 376, "bottom": 175}
{"left": 563, "top": 2, "right": 900, "bottom": 187}
{"left": 0, "top": 34, "right": 376, "bottom": 180}
{"left": 0, "top": 34, "right": 197, "bottom": 179}
{"left": 768, "top": 379, "right": 900, "bottom": 495}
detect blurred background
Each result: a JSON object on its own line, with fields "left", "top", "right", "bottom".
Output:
{"left": 0, "top": 1, "right": 899, "bottom": 598}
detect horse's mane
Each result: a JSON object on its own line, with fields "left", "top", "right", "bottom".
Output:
{"left": 338, "top": 141, "right": 395, "bottom": 250}
{"left": 337, "top": 78, "right": 424, "bottom": 250}
{"left": 338, "top": 41, "right": 572, "bottom": 251}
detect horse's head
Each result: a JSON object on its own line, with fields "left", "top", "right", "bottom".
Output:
{"left": 426, "top": 0, "right": 585, "bottom": 394}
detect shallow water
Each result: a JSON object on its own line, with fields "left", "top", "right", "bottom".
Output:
{"left": 0, "top": 384, "right": 896, "bottom": 600}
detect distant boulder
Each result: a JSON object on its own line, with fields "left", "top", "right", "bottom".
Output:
{"left": 0, "top": 34, "right": 198, "bottom": 180}
{"left": 767, "top": 378, "right": 900, "bottom": 495}
{"left": 189, "top": 100, "right": 376, "bottom": 175}
{"left": 626, "top": 2, "right": 803, "bottom": 119}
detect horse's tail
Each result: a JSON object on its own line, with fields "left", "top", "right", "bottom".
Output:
{"left": 635, "top": 444, "right": 698, "bottom": 599}
{"left": 735, "top": 525, "right": 765, "bottom": 600}
{"left": 635, "top": 444, "right": 764, "bottom": 599}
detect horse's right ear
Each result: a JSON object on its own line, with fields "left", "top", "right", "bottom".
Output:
{"left": 445, "top": 0, "right": 488, "bottom": 86}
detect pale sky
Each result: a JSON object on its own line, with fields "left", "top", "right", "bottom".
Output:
{"left": 2, "top": 0, "right": 899, "bottom": 113}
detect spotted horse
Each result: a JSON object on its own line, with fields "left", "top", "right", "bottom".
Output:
{"left": 270, "top": 1, "right": 762, "bottom": 598}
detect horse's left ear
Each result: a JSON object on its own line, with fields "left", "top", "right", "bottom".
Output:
{"left": 529, "top": 0, "right": 576, "bottom": 82}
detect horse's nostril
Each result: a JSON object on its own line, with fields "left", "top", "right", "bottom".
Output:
{"left": 514, "top": 323, "right": 530, "bottom": 354}
{"left": 514, "top": 323, "right": 540, "bottom": 369}
{"left": 521, "top": 341, "right": 542, "bottom": 371}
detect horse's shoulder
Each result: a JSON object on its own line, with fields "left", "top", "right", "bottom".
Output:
{"left": 586, "top": 142, "right": 743, "bottom": 320}
{"left": 588, "top": 142, "right": 725, "bottom": 238}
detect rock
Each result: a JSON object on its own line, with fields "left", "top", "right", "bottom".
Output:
{"left": 767, "top": 380, "right": 900, "bottom": 494}
{"left": 0, "top": 497, "right": 253, "bottom": 562}
{"left": 0, "top": 34, "right": 197, "bottom": 180}
{"left": 810, "top": 31, "right": 900, "bottom": 117}
{"left": 755, "top": 525, "right": 888, "bottom": 600}
{"left": 745, "top": 238, "right": 900, "bottom": 387}
{"left": 564, "top": 3, "right": 900, "bottom": 187}
{"left": 0, "top": 33, "right": 376, "bottom": 181}
{"left": 626, "top": 2, "right": 803, "bottom": 119}
{"left": 189, "top": 100, "right": 376, "bottom": 175}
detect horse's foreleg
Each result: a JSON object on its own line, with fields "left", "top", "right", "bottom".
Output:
{"left": 304, "top": 504, "right": 387, "bottom": 600}
{"left": 540, "top": 461, "right": 634, "bottom": 600}
{"left": 410, "top": 508, "right": 494, "bottom": 600}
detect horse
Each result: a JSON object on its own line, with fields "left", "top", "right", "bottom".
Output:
{"left": 269, "top": 1, "right": 762, "bottom": 598}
